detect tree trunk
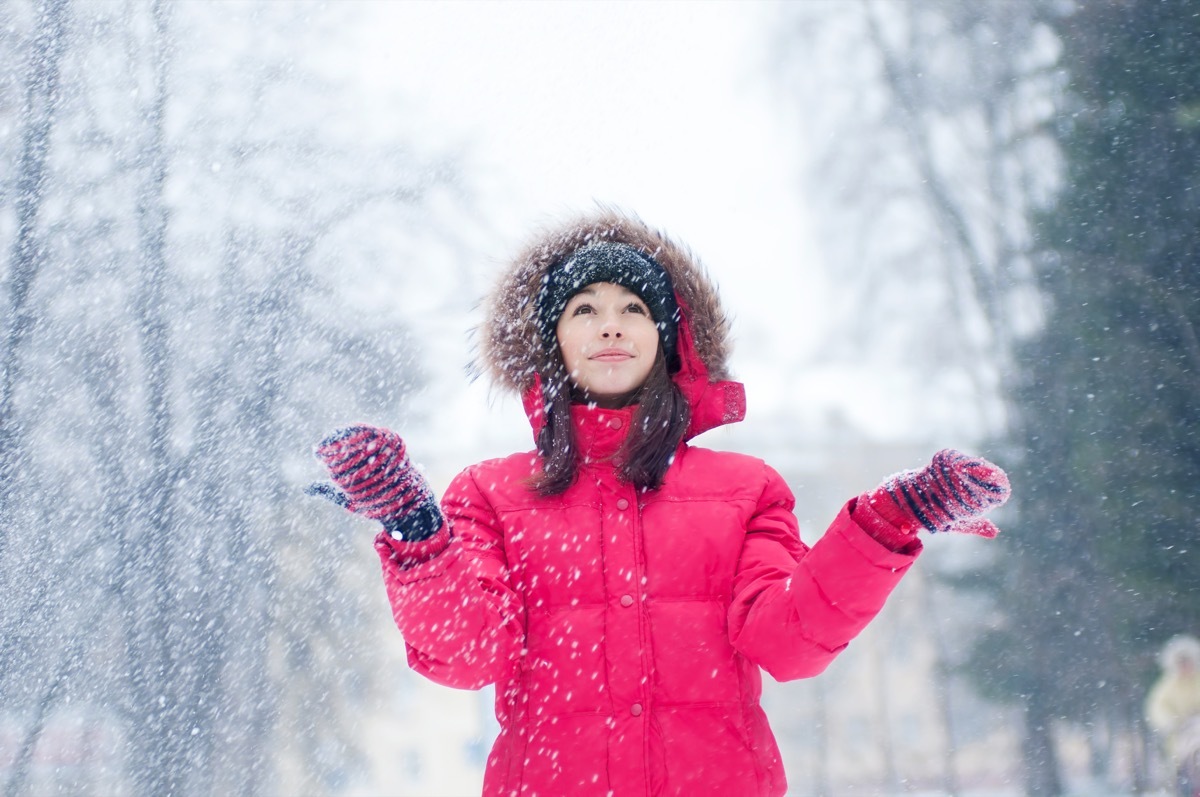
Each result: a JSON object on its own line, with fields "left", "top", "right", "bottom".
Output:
{"left": 121, "top": 1, "right": 188, "bottom": 794}
{"left": 0, "top": 0, "right": 70, "bottom": 554}
{"left": 2, "top": 648, "right": 71, "bottom": 797}
{"left": 1022, "top": 699, "right": 1063, "bottom": 796}
{"left": 917, "top": 571, "right": 962, "bottom": 796}
{"left": 869, "top": 632, "right": 901, "bottom": 793}
{"left": 814, "top": 674, "right": 832, "bottom": 797}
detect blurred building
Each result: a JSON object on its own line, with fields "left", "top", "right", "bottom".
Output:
{"left": 0, "top": 707, "right": 126, "bottom": 796}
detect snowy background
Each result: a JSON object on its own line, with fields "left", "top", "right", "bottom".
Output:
{"left": 336, "top": 1, "right": 918, "bottom": 464}
{"left": 1, "top": 1, "right": 1195, "bottom": 796}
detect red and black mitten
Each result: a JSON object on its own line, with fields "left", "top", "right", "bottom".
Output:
{"left": 857, "top": 449, "right": 1011, "bottom": 548}
{"left": 306, "top": 425, "right": 443, "bottom": 542}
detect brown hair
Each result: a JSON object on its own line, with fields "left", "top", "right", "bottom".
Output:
{"left": 529, "top": 343, "right": 690, "bottom": 497}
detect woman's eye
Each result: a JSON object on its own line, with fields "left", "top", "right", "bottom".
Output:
{"left": 626, "top": 303, "right": 647, "bottom": 314}
{"left": 572, "top": 304, "right": 593, "bottom": 316}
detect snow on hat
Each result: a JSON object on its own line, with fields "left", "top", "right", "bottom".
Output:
{"left": 537, "top": 242, "right": 681, "bottom": 371}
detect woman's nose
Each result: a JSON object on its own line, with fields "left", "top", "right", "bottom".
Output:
{"left": 599, "top": 314, "right": 623, "bottom": 338}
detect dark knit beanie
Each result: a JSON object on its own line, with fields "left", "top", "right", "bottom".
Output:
{"left": 537, "top": 242, "right": 680, "bottom": 372}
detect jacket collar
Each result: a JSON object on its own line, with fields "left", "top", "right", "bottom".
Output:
{"left": 570, "top": 403, "right": 634, "bottom": 464}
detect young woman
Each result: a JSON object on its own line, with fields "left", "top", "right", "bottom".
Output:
{"left": 310, "top": 208, "right": 1010, "bottom": 797}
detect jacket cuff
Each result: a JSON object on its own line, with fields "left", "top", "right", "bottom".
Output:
{"left": 374, "top": 522, "right": 451, "bottom": 568}
{"left": 849, "top": 494, "right": 922, "bottom": 555}
{"left": 381, "top": 498, "right": 444, "bottom": 541}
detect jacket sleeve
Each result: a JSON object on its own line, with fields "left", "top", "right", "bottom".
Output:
{"left": 374, "top": 465, "right": 525, "bottom": 690}
{"left": 728, "top": 463, "right": 921, "bottom": 681}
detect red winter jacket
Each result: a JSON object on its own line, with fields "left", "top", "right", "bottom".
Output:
{"left": 374, "top": 210, "right": 922, "bottom": 796}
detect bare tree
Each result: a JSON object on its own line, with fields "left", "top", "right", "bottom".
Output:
{"left": 770, "top": 1, "right": 1064, "bottom": 792}
{"left": 773, "top": 0, "right": 1060, "bottom": 435}
{"left": 0, "top": 0, "right": 69, "bottom": 558}
{"left": 0, "top": 1, "right": 474, "bottom": 793}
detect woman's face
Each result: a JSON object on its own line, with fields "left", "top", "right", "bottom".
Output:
{"left": 556, "top": 282, "right": 660, "bottom": 408}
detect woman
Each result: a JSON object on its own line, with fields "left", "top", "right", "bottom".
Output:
{"left": 309, "top": 208, "right": 1010, "bottom": 797}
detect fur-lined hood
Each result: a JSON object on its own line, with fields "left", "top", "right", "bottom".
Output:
{"left": 478, "top": 208, "right": 746, "bottom": 439}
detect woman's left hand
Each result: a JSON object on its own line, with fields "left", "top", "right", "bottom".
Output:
{"left": 865, "top": 449, "right": 1011, "bottom": 538}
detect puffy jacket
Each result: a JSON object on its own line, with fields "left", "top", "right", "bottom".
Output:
{"left": 375, "top": 209, "right": 921, "bottom": 797}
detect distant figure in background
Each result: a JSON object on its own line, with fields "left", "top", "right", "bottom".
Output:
{"left": 307, "top": 208, "right": 1012, "bottom": 797}
{"left": 1147, "top": 634, "right": 1200, "bottom": 797}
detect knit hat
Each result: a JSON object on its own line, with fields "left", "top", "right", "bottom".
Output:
{"left": 537, "top": 242, "right": 681, "bottom": 371}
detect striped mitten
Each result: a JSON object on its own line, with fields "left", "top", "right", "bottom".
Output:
{"left": 862, "top": 449, "right": 1011, "bottom": 542}
{"left": 307, "top": 425, "right": 443, "bottom": 542}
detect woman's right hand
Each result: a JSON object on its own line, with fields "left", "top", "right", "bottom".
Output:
{"left": 307, "top": 425, "right": 444, "bottom": 542}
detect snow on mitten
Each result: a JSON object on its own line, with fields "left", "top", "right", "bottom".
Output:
{"left": 306, "top": 425, "right": 443, "bottom": 542}
{"left": 859, "top": 449, "right": 1011, "bottom": 546}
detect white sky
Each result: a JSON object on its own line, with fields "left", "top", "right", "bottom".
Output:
{"left": 351, "top": 1, "right": 823, "bottom": 322}
{"left": 336, "top": 1, "right": 943, "bottom": 466}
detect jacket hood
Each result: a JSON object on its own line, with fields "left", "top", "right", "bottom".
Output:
{"left": 477, "top": 207, "right": 745, "bottom": 440}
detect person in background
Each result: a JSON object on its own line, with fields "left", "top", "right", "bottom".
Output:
{"left": 308, "top": 208, "right": 1012, "bottom": 797}
{"left": 1147, "top": 633, "right": 1200, "bottom": 797}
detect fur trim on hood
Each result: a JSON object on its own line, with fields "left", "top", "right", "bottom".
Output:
{"left": 478, "top": 207, "right": 735, "bottom": 395}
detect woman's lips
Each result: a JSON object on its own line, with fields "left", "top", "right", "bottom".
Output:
{"left": 590, "top": 348, "right": 633, "bottom": 362}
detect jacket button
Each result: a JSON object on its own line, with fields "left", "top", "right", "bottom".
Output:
{"left": 620, "top": 594, "right": 634, "bottom": 607}
{"left": 630, "top": 703, "right": 643, "bottom": 716}
{"left": 609, "top": 417, "right": 623, "bottom": 430}
{"left": 616, "top": 498, "right": 629, "bottom": 510}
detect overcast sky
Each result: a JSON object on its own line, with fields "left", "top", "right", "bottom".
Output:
{"left": 326, "top": 1, "right": 955, "bottom": 467}
{"left": 350, "top": 1, "right": 822, "bottom": 322}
